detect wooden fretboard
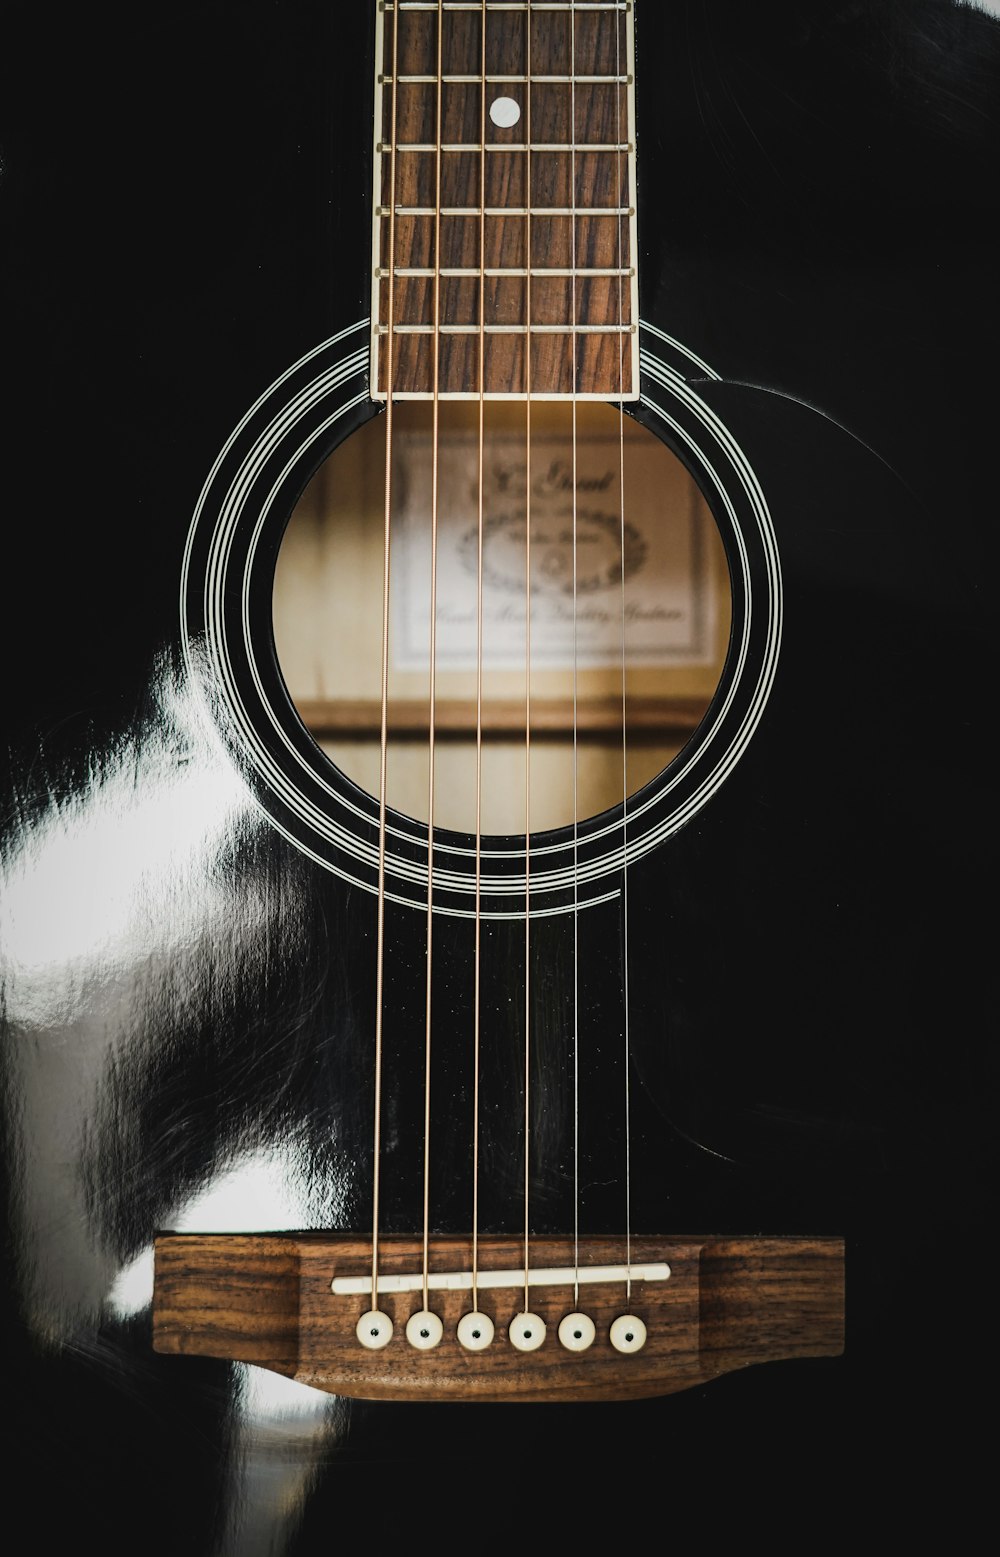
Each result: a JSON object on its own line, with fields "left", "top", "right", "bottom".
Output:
{"left": 371, "top": 0, "right": 638, "bottom": 400}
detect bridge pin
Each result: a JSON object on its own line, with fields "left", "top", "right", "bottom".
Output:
{"left": 356, "top": 1310, "right": 393, "bottom": 1350}
{"left": 405, "top": 1309, "right": 444, "bottom": 1350}
{"left": 558, "top": 1312, "right": 596, "bottom": 1352}
{"left": 509, "top": 1312, "right": 547, "bottom": 1352}
{"left": 609, "top": 1315, "right": 647, "bottom": 1354}
{"left": 456, "top": 1312, "right": 495, "bottom": 1351}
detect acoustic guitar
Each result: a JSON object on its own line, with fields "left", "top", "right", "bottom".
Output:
{"left": 2, "top": 0, "right": 992, "bottom": 1542}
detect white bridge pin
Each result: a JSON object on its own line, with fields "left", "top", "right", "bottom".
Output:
{"left": 457, "top": 1312, "right": 495, "bottom": 1352}
{"left": 405, "top": 1309, "right": 444, "bottom": 1351}
{"left": 509, "top": 1312, "right": 546, "bottom": 1352}
{"left": 558, "top": 1312, "right": 596, "bottom": 1352}
{"left": 609, "top": 1315, "right": 647, "bottom": 1355}
{"left": 356, "top": 1310, "right": 393, "bottom": 1350}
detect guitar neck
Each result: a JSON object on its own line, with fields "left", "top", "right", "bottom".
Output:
{"left": 371, "top": 0, "right": 639, "bottom": 400}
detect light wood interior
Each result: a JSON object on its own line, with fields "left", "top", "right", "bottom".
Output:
{"left": 273, "top": 401, "right": 731, "bottom": 835}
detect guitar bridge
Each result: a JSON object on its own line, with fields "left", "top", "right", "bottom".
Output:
{"left": 152, "top": 1232, "right": 844, "bottom": 1403}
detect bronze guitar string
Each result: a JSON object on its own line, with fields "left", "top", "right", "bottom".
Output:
{"left": 421, "top": 0, "right": 447, "bottom": 1319}
{"left": 570, "top": 0, "right": 582, "bottom": 1307}
{"left": 616, "top": 0, "right": 633, "bottom": 1303}
{"left": 522, "top": 0, "right": 534, "bottom": 1321}
{"left": 471, "top": 0, "right": 489, "bottom": 1325}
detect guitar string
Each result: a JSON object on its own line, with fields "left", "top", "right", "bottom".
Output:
{"left": 472, "top": 0, "right": 488, "bottom": 1317}
{"left": 522, "top": 0, "right": 534, "bottom": 1320}
{"left": 615, "top": 0, "right": 633, "bottom": 1304}
{"left": 570, "top": 0, "right": 581, "bottom": 1309}
{"left": 371, "top": 0, "right": 402, "bottom": 1317}
{"left": 421, "top": 0, "right": 446, "bottom": 1318}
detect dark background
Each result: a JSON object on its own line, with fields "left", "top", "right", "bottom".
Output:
{"left": 1, "top": 0, "right": 995, "bottom": 1543}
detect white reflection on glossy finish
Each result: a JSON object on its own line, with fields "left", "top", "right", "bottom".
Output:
{"left": 0, "top": 655, "right": 263, "bottom": 1339}
{"left": 216, "top": 1365, "right": 348, "bottom": 1557}
{"left": 0, "top": 652, "right": 252, "bottom": 1031}
{"left": 164, "top": 1139, "right": 356, "bottom": 1299}
{"left": 106, "top": 1135, "right": 348, "bottom": 1324}
{"left": 173, "top": 1142, "right": 329, "bottom": 1234}
{"left": 105, "top": 1246, "right": 155, "bottom": 1321}
{"left": 0, "top": 651, "right": 354, "bottom": 1327}
{"left": 1, "top": 650, "right": 352, "bottom": 1551}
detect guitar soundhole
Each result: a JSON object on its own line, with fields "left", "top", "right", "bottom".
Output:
{"left": 273, "top": 402, "right": 731, "bottom": 837}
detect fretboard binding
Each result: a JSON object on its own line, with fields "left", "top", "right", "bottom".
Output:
{"left": 383, "top": 74, "right": 632, "bottom": 84}
{"left": 381, "top": 206, "right": 632, "bottom": 217}
{"left": 382, "top": 266, "right": 634, "bottom": 277}
{"left": 384, "top": 143, "right": 632, "bottom": 153}
{"left": 380, "top": 323, "right": 636, "bottom": 335}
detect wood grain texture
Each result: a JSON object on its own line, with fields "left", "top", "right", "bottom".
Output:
{"left": 153, "top": 1233, "right": 844, "bottom": 1403}
{"left": 374, "top": 4, "right": 636, "bottom": 396}
{"left": 294, "top": 694, "right": 709, "bottom": 739}
{"left": 153, "top": 1236, "right": 301, "bottom": 1376}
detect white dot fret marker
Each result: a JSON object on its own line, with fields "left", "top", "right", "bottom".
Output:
{"left": 406, "top": 1310, "right": 444, "bottom": 1350}
{"left": 558, "top": 1313, "right": 596, "bottom": 1353}
{"left": 509, "top": 1312, "right": 546, "bottom": 1352}
{"left": 457, "top": 1312, "right": 495, "bottom": 1352}
{"left": 609, "top": 1315, "right": 647, "bottom": 1355}
{"left": 356, "top": 1310, "right": 393, "bottom": 1350}
{"left": 489, "top": 96, "right": 521, "bottom": 129}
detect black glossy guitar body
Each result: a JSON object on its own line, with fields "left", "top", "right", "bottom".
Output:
{"left": 1, "top": 1, "right": 994, "bottom": 1545}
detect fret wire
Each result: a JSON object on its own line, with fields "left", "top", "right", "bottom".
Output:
{"left": 383, "top": 73, "right": 631, "bottom": 82}
{"left": 378, "top": 390, "right": 623, "bottom": 400}
{"left": 383, "top": 266, "right": 634, "bottom": 276}
{"left": 383, "top": 143, "right": 632, "bottom": 152}
{"left": 382, "top": 206, "right": 632, "bottom": 216}
{"left": 383, "top": 323, "right": 635, "bottom": 334}
{"left": 385, "top": 3, "right": 630, "bottom": 10}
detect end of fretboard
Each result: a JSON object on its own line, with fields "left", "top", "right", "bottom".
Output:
{"left": 370, "top": 0, "right": 640, "bottom": 400}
